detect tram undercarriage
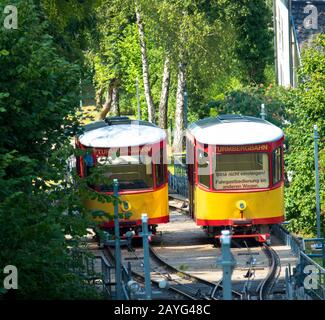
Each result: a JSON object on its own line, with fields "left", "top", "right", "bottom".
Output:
{"left": 204, "top": 224, "right": 271, "bottom": 244}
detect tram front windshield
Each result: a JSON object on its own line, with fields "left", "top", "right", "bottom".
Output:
{"left": 95, "top": 154, "right": 153, "bottom": 191}
{"left": 214, "top": 153, "right": 269, "bottom": 190}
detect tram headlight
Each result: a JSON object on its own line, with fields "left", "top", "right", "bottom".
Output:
{"left": 236, "top": 200, "right": 247, "bottom": 211}
{"left": 120, "top": 201, "right": 131, "bottom": 212}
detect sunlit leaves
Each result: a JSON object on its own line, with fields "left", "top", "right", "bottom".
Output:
{"left": 285, "top": 34, "right": 325, "bottom": 236}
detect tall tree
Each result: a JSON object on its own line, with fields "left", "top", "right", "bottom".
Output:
{"left": 173, "top": 62, "right": 186, "bottom": 152}
{"left": 152, "top": 1, "right": 229, "bottom": 152}
{"left": 111, "top": 86, "right": 120, "bottom": 116}
{"left": 158, "top": 56, "right": 170, "bottom": 129}
{"left": 99, "top": 82, "right": 114, "bottom": 120}
{"left": 224, "top": 0, "right": 273, "bottom": 84}
{"left": 135, "top": 3, "right": 155, "bottom": 123}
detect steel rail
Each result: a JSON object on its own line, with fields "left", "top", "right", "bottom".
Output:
{"left": 149, "top": 245, "right": 243, "bottom": 300}
{"left": 103, "top": 245, "right": 197, "bottom": 300}
{"left": 258, "top": 244, "right": 281, "bottom": 300}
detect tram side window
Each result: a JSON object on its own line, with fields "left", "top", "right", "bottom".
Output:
{"left": 155, "top": 149, "right": 165, "bottom": 187}
{"left": 197, "top": 149, "right": 210, "bottom": 188}
{"left": 272, "top": 147, "right": 282, "bottom": 185}
{"left": 96, "top": 155, "right": 153, "bottom": 192}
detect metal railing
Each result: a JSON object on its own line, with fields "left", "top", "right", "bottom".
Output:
{"left": 71, "top": 248, "right": 130, "bottom": 299}
{"left": 297, "top": 251, "right": 325, "bottom": 300}
{"left": 94, "top": 253, "right": 131, "bottom": 299}
{"left": 168, "top": 154, "right": 188, "bottom": 198}
{"left": 95, "top": 254, "right": 115, "bottom": 298}
{"left": 272, "top": 224, "right": 303, "bottom": 256}
{"left": 272, "top": 225, "right": 325, "bottom": 300}
{"left": 121, "top": 262, "right": 131, "bottom": 300}
{"left": 71, "top": 249, "right": 109, "bottom": 294}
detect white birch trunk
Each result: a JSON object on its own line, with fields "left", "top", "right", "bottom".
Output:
{"left": 135, "top": 7, "right": 155, "bottom": 123}
{"left": 173, "top": 62, "right": 186, "bottom": 153}
{"left": 158, "top": 56, "right": 170, "bottom": 129}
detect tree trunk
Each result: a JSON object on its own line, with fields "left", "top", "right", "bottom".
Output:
{"left": 95, "top": 87, "right": 104, "bottom": 110}
{"left": 158, "top": 57, "right": 170, "bottom": 129}
{"left": 111, "top": 86, "right": 120, "bottom": 116}
{"left": 99, "top": 85, "right": 114, "bottom": 120}
{"left": 135, "top": 6, "right": 155, "bottom": 123}
{"left": 173, "top": 62, "right": 186, "bottom": 153}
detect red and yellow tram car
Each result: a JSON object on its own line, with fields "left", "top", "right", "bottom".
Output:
{"left": 75, "top": 117, "right": 169, "bottom": 236}
{"left": 186, "top": 115, "right": 285, "bottom": 242}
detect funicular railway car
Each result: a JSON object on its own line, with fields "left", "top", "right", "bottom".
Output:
{"left": 186, "top": 115, "right": 285, "bottom": 243}
{"left": 75, "top": 117, "right": 169, "bottom": 236}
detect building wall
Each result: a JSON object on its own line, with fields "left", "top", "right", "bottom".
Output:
{"left": 275, "top": 0, "right": 325, "bottom": 87}
{"left": 275, "top": 0, "right": 291, "bottom": 86}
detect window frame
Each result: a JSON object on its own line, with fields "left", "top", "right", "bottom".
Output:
{"left": 81, "top": 144, "right": 161, "bottom": 194}
{"left": 272, "top": 146, "right": 283, "bottom": 186}
{"left": 213, "top": 151, "right": 271, "bottom": 192}
{"left": 95, "top": 154, "right": 155, "bottom": 192}
{"left": 196, "top": 146, "right": 212, "bottom": 189}
{"left": 154, "top": 145, "right": 167, "bottom": 188}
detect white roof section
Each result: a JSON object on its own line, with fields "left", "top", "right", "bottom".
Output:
{"left": 79, "top": 122, "right": 166, "bottom": 148}
{"left": 187, "top": 115, "right": 284, "bottom": 145}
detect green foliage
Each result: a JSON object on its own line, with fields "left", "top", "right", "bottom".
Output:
{"left": 80, "top": 0, "right": 275, "bottom": 126}
{"left": 141, "top": 0, "right": 236, "bottom": 123}
{"left": 1, "top": 1, "right": 323, "bottom": 300}
{"left": 190, "top": 84, "right": 288, "bottom": 126}
{"left": 223, "top": 0, "right": 274, "bottom": 84}
{"left": 284, "top": 34, "right": 325, "bottom": 236}
{"left": 40, "top": 0, "right": 99, "bottom": 61}
{"left": 0, "top": 0, "right": 102, "bottom": 299}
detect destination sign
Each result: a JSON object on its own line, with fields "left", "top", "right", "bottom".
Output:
{"left": 93, "top": 146, "right": 152, "bottom": 157}
{"left": 216, "top": 144, "right": 269, "bottom": 153}
{"left": 93, "top": 148, "right": 109, "bottom": 156}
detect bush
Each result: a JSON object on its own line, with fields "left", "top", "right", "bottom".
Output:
{"left": 0, "top": 1, "right": 101, "bottom": 299}
{"left": 206, "top": 84, "right": 288, "bottom": 127}
{"left": 284, "top": 34, "right": 325, "bottom": 236}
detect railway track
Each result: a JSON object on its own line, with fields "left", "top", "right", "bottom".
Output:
{"left": 168, "top": 196, "right": 286, "bottom": 300}
{"left": 220, "top": 238, "right": 283, "bottom": 300}
{"left": 103, "top": 245, "right": 195, "bottom": 300}
{"left": 103, "top": 242, "right": 243, "bottom": 300}
{"left": 149, "top": 245, "right": 243, "bottom": 300}
{"left": 257, "top": 244, "right": 281, "bottom": 300}
{"left": 87, "top": 197, "right": 288, "bottom": 300}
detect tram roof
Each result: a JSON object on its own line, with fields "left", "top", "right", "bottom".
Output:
{"left": 187, "top": 115, "right": 284, "bottom": 145}
{"left": 78, "top": 117, "right": 166, "bottom": 148}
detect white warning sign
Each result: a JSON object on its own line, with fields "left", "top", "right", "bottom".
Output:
{"left": 214, "top": 170, "right": 269, "bottom": 190}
